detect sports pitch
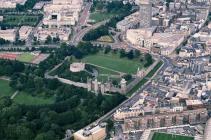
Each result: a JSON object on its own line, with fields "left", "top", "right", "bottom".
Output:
{"left": 17, "top": 53, "right": 35, "bottom": 63}
{"left": 152, "top": 132, "right": 194, "bottom": 140}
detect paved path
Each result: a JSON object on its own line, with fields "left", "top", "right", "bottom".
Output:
{"left": 85, "top": 62, "right": 125, "bottom": 75}
{"left": 0, "top": 77, "right": 10, "bottom": 81}
{"left": 10, "top": 91, "right": 19, "bottom": 99}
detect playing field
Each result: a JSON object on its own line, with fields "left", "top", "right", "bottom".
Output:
{"left": 152, "top": 132, "right": 194, "bottom": 140}
{"left": 14, "top": 92, "right": 54, "bottom": 105}
{"left": 0, "top": 79, "right": 14, "bottom": 97}
{"left": 17, "top": 53, "right": 35, "bottom": 63}
{"left": 82, "top": 53, "right": 142, "bottom": 74}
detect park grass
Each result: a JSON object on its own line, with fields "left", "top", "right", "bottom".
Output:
{"left": 0, "top": 79, "right": 54, "bottom": 105}
{"left": 82, "top": 53, "right": 142, "bottom": 74}
{"left": 0, "top": 79, "right": 14, "bottom": 97}
{"left": 89, "top": 12, "right": 114, "bottom": 23}
{"left": 97, "top": 35, "right": 114, "bottom": 43}
{"left": 2, "top": 15, "right": 40, "bottom": 27}
{"left": 17, "top": 53, "right": 35, "bottom": 63}
{"left": 96, "top": 65, "right": 120, "bottom": 75}
{"left": 14, "top": 92, "right": 55, "bottom": 105}
{"left": 152, "top": 132, "right": 194, "bottom": 140}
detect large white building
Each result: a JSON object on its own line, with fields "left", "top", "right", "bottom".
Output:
{"left": 34, "top": 27, "right": 71, "bottom": 42}
{"left": 0, "top": 29, "right": 17, "bottom": 42}
{"left": 152, "top": 33, "right": 185, "bottom": 55}
{"left": 126, "top": 27, "right": 155, "bottom": 48}
{"left": 43, "top": 0, "right": 83, "bottom": 28}
{"left": 0, "top": 0, "right": 27, "bottom": 8}
{"left": 74, "top": 124, "right": 106, "bottom": 140}
{"left": 126, "top": 28, "right": 185, "bottom": 55}
{"left": 19, "top": 26, "right": 33, "bottom": 41}
{"left": 116, "top": 12, "right": 140, "bottom": 32}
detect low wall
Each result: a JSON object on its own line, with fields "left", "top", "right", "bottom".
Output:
{"left": 57, "top": 77, "right": 88, "bottom": 89}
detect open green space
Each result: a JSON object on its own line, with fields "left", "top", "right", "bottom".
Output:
{"left": 14, "top": 92, "right": 55, "bottom": 105}
{"left": 89, "top": 12, "right": 114, "bottom": 23}
{"left": 17, "top": 53, "right": 35, "bottom": 63}
{"left": 94, "top": 65, "right": 120, "bottom": 75}
{"left": 1, "top": 15, "right": 40, "bottom": 27}
{"left": 152, "top": 132, "right": 194, "bottom": 140}
{"left": 82, "top": 53, "right": 142, "bottom": 74}
{"left": 0, "top": 79, "right": 14, "bottom": 97}
{"left": 0, "top": 79, "right": 54, "bottom": 105}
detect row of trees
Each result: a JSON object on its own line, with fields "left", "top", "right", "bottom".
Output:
{"left": 83, "top": 25, "right": 109, "bottom": 41}
{"left": 45, "top": 35, "right": 60, "bottom": 44}
{"left": 0, "top": 38, "right": 10, "bottom": 45}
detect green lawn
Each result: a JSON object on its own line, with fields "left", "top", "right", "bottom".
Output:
{"left": 96, "top": 65, "right": 120, "bottom": 75}
{"left": 0, "top": 79, "right": 14, "bottom": 97}
{"left": 17, "top": 53, "right": 35, "bottom": 63}
{"left": 82, "top": 53, "right": 142, "bottom": 74}
{"left": 89, "top": 12, "right": 114, "bottom": 23}
{"left": 1, "top": 15, "right": 40, "bottom": 27}
{"left": 14, "top": 92, "right": 54, "bottom": 105}
{"left": 152, "top": 132, "right": 194, "bottom": 140}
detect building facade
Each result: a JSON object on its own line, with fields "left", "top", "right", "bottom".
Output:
{"left": 139, "top": 0, "right": 152, "bottom": 28}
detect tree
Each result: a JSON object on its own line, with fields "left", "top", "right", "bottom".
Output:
{"left": 104, "top": 46, "right": 111, "bottom": 54}
{"left": 123, "top": 74, "right": 132, "bottom": 81}
{"left": 53, "top": 36, "right": 60, "bottom": 43}
{"left": 45, "top": 35, "right": 52, "bottom": 44}
{"left": 134, "top": 50, "right": 141, "bottom": 58}
{"left": 120, "top": 49, "right": 126, "bottom": 58}
{"left": 144, "top": 53, "right": 153, "bottom": 67}
{"left": 0, "top": 38, "right": 10, "bottom": 45}
{"left": 83, "top": 25, "right": 109, "bottom": 41}
{"left": 127, "top": 50, "right": 134, "bottom": 59}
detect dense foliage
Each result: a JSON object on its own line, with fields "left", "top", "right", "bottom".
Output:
{"left": 0, "top": 38, "right": 10, "bottom": 45}
{"left": 50, "top": 60, "right": 93, "bottom": 83}
{"left": 0, "top": 60, "right": 25, "bottom": 76}
{"left": 0, "top": 44, "right": 126, "bottom": 139}
{"left": 83, "top": 25, "right": 109, "bottom": 41}
{"left": 16, "top": 0, "right": 50, "bottom": 11}
{"left": 83, "top": 1, "right": 133, "bottom": 41}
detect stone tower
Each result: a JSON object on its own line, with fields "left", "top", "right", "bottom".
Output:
{"left": 120, "top": 78, "right": 127, "bottom": 94}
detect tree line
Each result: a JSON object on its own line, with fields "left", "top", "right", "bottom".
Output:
{"left": 83, "top": 1, "right": 134, "bottom": 41}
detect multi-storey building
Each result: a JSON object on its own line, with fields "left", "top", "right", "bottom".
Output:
{"left": 139, "top": 0, "right": 152, "bottom": 28}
